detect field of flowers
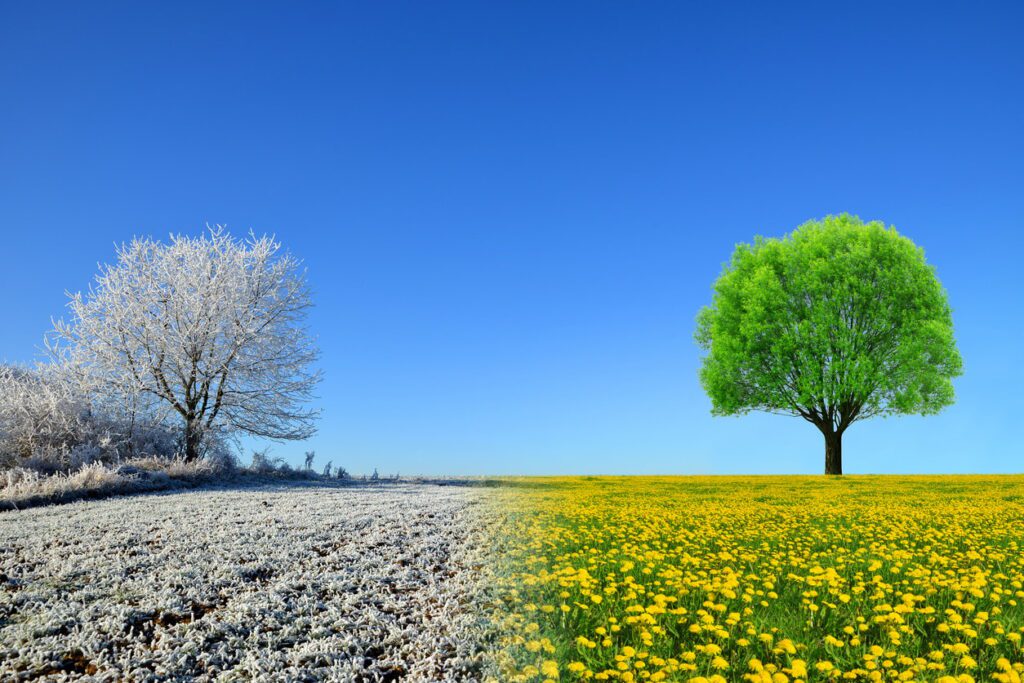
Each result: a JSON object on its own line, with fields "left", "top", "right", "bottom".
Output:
{"left": 487, "top": 476, "right": 1024, "bottom": 683}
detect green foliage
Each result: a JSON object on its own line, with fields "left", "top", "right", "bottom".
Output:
{"left": 696, "top": 214, "right": 962, "bottom": 433}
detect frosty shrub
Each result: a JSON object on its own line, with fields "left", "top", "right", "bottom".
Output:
{"left": 0, "top": 364, "right": 91, "bottom": 469}
{"left": 204, "top": 446, "right": 239, "bottom": 473}
{"left": 0, "top": 363, "right": 185, "bottom": 473}
{"left": 249, "top": 448, "right": 285, "bottom": 474}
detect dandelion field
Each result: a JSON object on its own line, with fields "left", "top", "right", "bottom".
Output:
{"left": 487, "top": 476, "right": 1024, "bottom": 683}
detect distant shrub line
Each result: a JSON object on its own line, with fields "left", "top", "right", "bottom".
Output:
{"left": 0, "top": 451, "right": 407, "bottom": 512}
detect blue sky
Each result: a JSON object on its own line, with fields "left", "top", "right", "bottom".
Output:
{"left": 1, "top": 2, "right": 1022, "bottom": 475}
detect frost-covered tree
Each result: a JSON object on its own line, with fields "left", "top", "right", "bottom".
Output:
{"left": 52, "top": 227, "right": 321, "bottom": 461}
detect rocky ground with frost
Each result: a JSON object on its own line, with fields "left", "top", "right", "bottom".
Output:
{"left": 0, "top": 482, "right": 494, "bottom": 682}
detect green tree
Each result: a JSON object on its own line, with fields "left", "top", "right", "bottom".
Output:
{"left": 696, "top": 215, "right": 962, "bottom": 475}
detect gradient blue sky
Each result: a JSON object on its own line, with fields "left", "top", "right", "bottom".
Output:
{"left": 2, "top": 2, "right": 1022, "bottom": 475}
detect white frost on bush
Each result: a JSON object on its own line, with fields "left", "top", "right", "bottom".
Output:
{"left": 0, "top": 363, "right": 182, "bottom": 472}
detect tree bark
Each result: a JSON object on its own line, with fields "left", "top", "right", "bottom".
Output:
{"left": 824, "top": 429, "right": 843, "bottom": 475}
{"left": 183, "top": 420, "right": 201, "bottom": 462}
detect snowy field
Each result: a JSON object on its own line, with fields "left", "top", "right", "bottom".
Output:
{"left": 0, "top": 483, "right": 493, "bottom": 682}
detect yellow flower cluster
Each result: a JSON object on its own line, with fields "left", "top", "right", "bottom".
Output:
{"left": 487, "top": 476, "right": 1024, "bottom": 682}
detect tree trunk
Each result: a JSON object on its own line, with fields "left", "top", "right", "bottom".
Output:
{"left": 183, "top": 420, "right": 201, "bottom": 462}
{"left": 824, "top": 429, "right": 842, "bottom": 475}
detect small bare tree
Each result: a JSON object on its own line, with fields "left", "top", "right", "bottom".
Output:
{"left": 52, "top": 227, "right": 321, "bottom": 461}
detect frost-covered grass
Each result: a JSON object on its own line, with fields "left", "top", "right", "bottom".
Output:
{"left": 0, "top": 483, "right": 494, "bottom": 681}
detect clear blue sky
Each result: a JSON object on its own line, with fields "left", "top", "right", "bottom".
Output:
{"left": 1, "top": 2, "right": 1022, "bottom": 475}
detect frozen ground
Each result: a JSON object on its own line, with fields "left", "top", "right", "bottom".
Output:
{"left": 0, "top": 482, "right": 494, "bottom": 682}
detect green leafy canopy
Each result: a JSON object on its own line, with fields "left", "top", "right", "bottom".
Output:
{"left": 696, "top": 214, "right": 962, "bottom": 434}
